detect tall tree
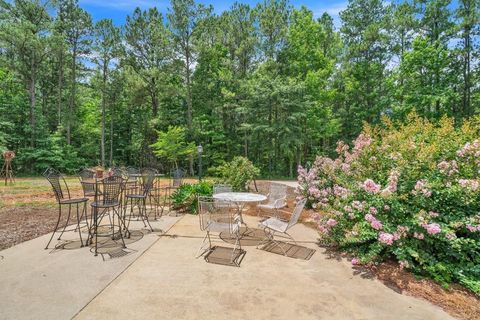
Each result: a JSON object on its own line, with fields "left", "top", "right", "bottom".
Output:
{"left": 455, "top": 0, "right": 479, "bottom": 117}
{"left": 124, "top": 7, "right": 171, "bottom": 117}
{"left": 61, "top": 0, "right": 92, "bottom": 145}
{"left": 168, "top": 0, "right": 211, "bottom": 174}
{"left": 339, "top": 0, "right": 391, "bottom": 138}
{"left": 0, "top": 0, "right": 51, "bottom": 147}
{"left": 93, "top": 19, "right": 120, "bottom": 166}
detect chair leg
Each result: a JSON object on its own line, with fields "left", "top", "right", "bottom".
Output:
{"left": 45, "top": 205, "right": 62, "bottom": 249}
{"left": 142, "top": 198, "right": 154, "bottom": 232}
{"left": 283, "top": 231, "right": 297, "bottom": 245}
{"left": 195, "top": 232, "right": 210, "bottom": 258}
{"left": 94, "top": 207, "right": 98, "bottom": 256}
{"left": 58, "top": 204, "right": 72, "bottom": 240}
{"left": 113, "top": 207, "right": 126, "bottom": 248}
{"left": 75, "top": 203, "right": 84, "bottom": 247}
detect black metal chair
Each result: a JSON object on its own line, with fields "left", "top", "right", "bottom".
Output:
{"left": 148, "top": 170, "right": 169, "bottom": 220}
{"left": 163, "top": 168, "right": 184, "bottom": 213}
{"left": 170, "top": 168, "right": 184, "bottom": 189}
{"left": 88, "top": 175, "right": 127, "bottom": 256}
{"left": 124, "top": 169, "right": 155, "bottom": 233}
{"left": 43, "top": 168, "right": 89, "bottom": 249}
{"left": 78, "top": 168, "right": 96, "bottom": 197}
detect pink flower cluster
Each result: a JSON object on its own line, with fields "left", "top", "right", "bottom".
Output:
{"left": 466, "top": 224, "right": 480, "bottom": 232}
{"left": 381, "top": 169, "right": 400, "bottom": 196}
{"left": 394, "top": 225, "right": 409, "bottom": 240}
{"left": 336, "top": 141, "right": 349, "bottom": 154}
{"left": 413, "top": 232, "right": 425, "bottom": 240}
{"left": 365, "top": 213, "right": 383, "bottom": 230}
{"left": 378, "top": 232, "right": 395, "bottom": 245}
{"left": 412, "top": 180, "right": 432, "bottom": 197}
{"left": 352, "top": 200, "right": 366, "bottom": 211}
{"left": 457, "top": 140, "right": 480, "bottom": 160}
{"left": 361, "top": 179, "right": 381, "bottom": 194}
{"left": 437, "top": 160, "right": 458, "bottom": 176}
{"left": 333, "top": 185, "right": 350, "bottom": 199}
{"left": 458, "top": 179, "right": 479, "bottom": 191}
{"left": 341, "top": 134, "right": 372, "bottom": 164}
{"left": 326, "top": 218, "right": 338, "bottom": 227}
{"left": 399, "top": 260, "right": 409, "bottom": 270}
{"left": 422, "top": 223, "right": 441, "bottom": 235}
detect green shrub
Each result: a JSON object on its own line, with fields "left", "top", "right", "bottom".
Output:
{"left": 297, "top": 113, "right": 480, "bottom": 295}
{"left": 170, "top": 181, "right": 213, "bottom": 214}
{"left": 215, "top": 156, "right": 260, "bottom": 191}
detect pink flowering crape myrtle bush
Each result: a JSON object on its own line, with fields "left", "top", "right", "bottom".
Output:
{"left": 296, "top": 113, "right": 480, "bottom": 295}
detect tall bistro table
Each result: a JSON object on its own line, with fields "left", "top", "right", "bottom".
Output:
{"left": 212, "top": 192, "right": 267, "bottom": 232}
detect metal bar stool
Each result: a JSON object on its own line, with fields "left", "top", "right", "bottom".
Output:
{"left": 43, "top": 168, "right": 89, "bottom": 249}
{"left": 124, "top": 169, "right": 155, "bottom": 233}
{"left": 88, "top": 175, "right": 127, "bottom": 256}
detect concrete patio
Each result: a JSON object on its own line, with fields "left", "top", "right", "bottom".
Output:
{"left": 0, "top": 212, "right": 453, "bottom": 320}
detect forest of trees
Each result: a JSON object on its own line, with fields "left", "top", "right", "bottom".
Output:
{"left": 0, "top": 0, "right": 478, "bottom": 177}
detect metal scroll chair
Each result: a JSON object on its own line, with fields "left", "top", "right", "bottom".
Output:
{"left": 89, "top": 175, "right": 126, "bottom": 256}
{"left": 213, "top": 184, "right": 232, "bottom": 208}
{"left": 124, "top": 169, "right": 155, "bottom": 233}
{"left": 170, "top": 168, "right": 184, "bottom": 189}
{"left": 213, "top": 184, "right": 232, "bottom": 194}
{"left": 125, "top": 167, "right": 140, "bottom": 193}
{"left": 257, "top": 198, "right": 307, "bottom": 256}
{"left": 78, "top": 168, "right": 96, "bottom": 197}
{"left": 164, "top": 168, "right": 184, "bottom": 215}
{"left": 43, "top": 168, "right": 89, "bottom": 249}
{"left": 196, "top": 196, "right": 243, "bottom": 266}
{"left": 256, "top": 183, "right": 287, "bottom": 216}
{"left": 146, "top": 169, "right": 167, "bottom": 220}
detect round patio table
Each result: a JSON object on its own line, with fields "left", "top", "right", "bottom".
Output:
{"left": 213, "top": 192, "right": 267, "bottom": 241}
{"left": 213, "top": 192, "right": 266, "bottom": 225}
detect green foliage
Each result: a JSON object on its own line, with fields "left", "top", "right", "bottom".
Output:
{"left": 299, "top": 113, "right": 480, "bottom": 294}
{"left": 215, "top": 156, "right": 260, "bottom": 191}
{"left": 170, "top": 181, "right": 213, "bottom": 214}
{"left": 17, "top": 131, "right": 85, "bottom": 174}
{"left": 0, "top": 0, "right": 478, "bottom": 179}
{"left": 150, "top": 126, "right": 195, "bottom": 168}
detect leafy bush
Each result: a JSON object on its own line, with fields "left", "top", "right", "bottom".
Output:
{"left": 297, "top": 113, "right": 480, "bottom": 294}
{"left": 170, "top": 181, "right": 213, "bottom": 214}
{"left": 215, "top": 156, "right": 260, "bottom": 191}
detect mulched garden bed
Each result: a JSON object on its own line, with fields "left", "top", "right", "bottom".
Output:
{"left": 0, "top": 207, "right": 65, "bottom": 250}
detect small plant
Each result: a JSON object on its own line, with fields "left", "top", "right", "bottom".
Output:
{"left": 215, "top": 156, "right": 260, "bottom": 191}
{"left": 170, "top": 181, "right": 213, "bottom": 214}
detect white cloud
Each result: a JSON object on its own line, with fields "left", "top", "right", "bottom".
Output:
{"left": 312, "top": 1, "right": 347, "bottom": 18}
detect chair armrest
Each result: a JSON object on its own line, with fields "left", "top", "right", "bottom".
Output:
{"left": 272, "top": 196, "right": 286, "bottom": 208}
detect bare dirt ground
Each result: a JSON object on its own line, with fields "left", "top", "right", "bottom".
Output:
{"left": 1, "top": 178, "right": 479, "bottom": 319}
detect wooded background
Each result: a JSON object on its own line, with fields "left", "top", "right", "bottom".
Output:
{"left": 0, "top": 0, "right": 478, "bottom": 177}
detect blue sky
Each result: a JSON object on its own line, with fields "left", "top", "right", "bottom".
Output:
{"left": 78, "top": 0, "right": 348, "bottom": 26}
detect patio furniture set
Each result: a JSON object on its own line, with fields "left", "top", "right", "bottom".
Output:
{"left": 43, "top": 167, "right": 183, "bottom": 256}
{"left": 43, "top": 167, "right": 306, "bottom": 265}
{"left": 197, "top": 183, "right": 307, "bottom": 266}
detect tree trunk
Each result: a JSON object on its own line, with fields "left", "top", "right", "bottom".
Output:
{"left": 185, "top": 45, "right": 194, "bottom": 176}
{"left": 67, "top": 47, "right": 77, "bottom": 145}
{"left": 28, "top": 67, "right": 36, "bottom": 148}
{"left": 110, "top": 103, "right": 113, "bottom": 167}
{"left": 57, "top": 49, "right": 64, "bottom": 127}
{"left": 101, "top": 63, "right": 107, "bottom": 166}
